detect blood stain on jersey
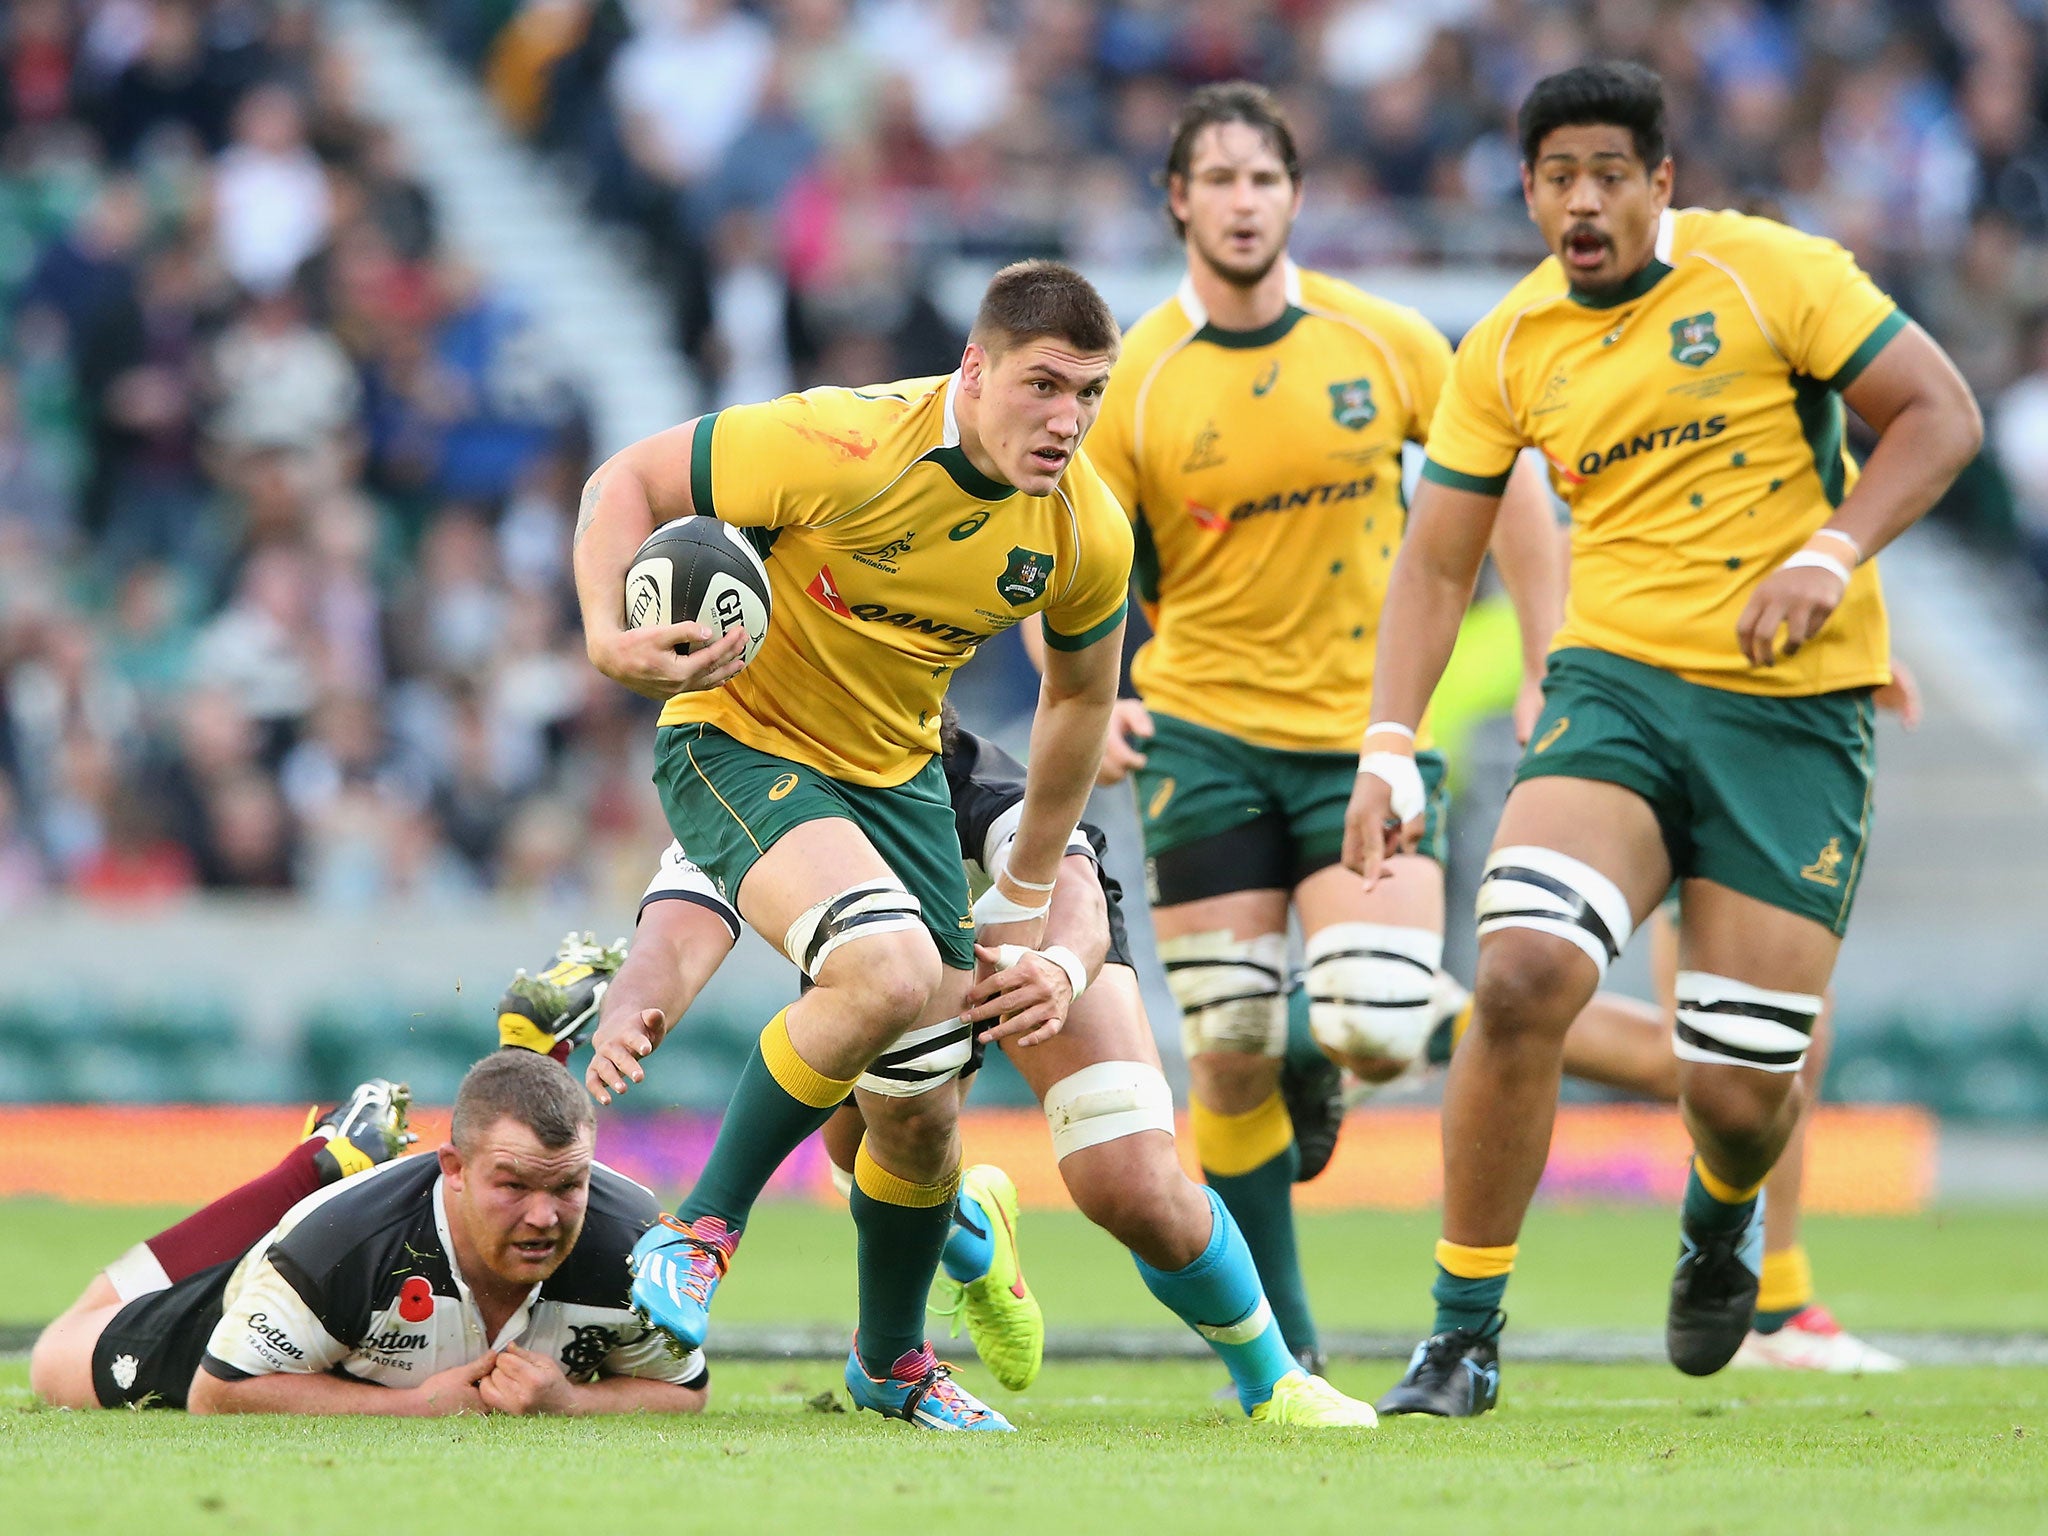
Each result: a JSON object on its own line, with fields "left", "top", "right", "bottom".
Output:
{"left": 1184, "top": 498, "right": 1228, "bottom": 532}
{"left": 789, "top": 422, "right": 877, "bottom": 459}
{"left": 806, "top": 565, "right": 853, "bottom": 617}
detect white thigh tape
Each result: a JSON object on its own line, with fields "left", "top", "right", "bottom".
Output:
{"left": 1303, "top": 921, "right": 1444, "bottom": 1063}
{"left": 1042, "top": 1060, "right": 1176, "bottom": 1160}
{"left": 104, "top": 1240, "right": 172, "bottom": 1304}
{"left": 1474, "top": 845, "right": 1633, "bottom": 978}
{"left": 783, "top": 878, "right": 923, "bottom": 980}
{"left": 1672, "top": 971, "right": 1820, "bottom": 1074}
{"left": 829, "top": 1162, "right": 855, "bottom": 1201}
{"left": 856, "top": 1015, "right": 976, "bottom": 1097}
{"left": 1159, "top": 930, "right": 1289, "bottom": 1058}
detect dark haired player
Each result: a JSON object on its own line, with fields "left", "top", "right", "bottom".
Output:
{"left": 30, "top": 1059, "right": 708, "bottom": 1415}
{"left": 576, "top": 262, "right": 1136, "bottom": 1431}
{"left": 1082, "top": 81, "right": 1561, "bottom": 1372}
{"left": 1345, "top": 61, "right": 1980, "bottom": 1414}
{"left": 505, "top": 702, "right": 1376, "bottom": 1428}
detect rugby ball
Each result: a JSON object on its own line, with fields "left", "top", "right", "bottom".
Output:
{"left": 625, "top": 517, "right": 771, "bottom": 667}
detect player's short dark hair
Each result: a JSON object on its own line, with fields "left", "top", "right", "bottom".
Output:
{"left": 1163, "top": 82, "right": 1302, "bottom": 239}
{"left": 1518, "top": 61, "right": 1668, "bottom": 170}
{"left": 971, "top": 261, "right": 1120, "bottom": 357}
{"left": 451, "top": 1050, "right": 594, "bottom": 1153}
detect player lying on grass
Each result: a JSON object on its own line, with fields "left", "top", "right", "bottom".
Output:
{"left": 1343, "top": 61, "right": 1978, "bottom": 1414}
{"left": 29, "top": 1055, "right": 709, "bottom": 1416}
{"left": 498, "top": 705, "right": 1376, "bottom": 1428}
{"left": 575, "top": 260, "right": 1139, "bottom": 1433}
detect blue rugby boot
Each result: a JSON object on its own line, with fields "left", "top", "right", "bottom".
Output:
{"left": 844, "top": 1341, "right": 1016, "bottom": 1431}
{"left": 630, "top": 1214, "right": 737, "bottom": 1354}
{"left": 1668, "top": 1191, "right": 1767, "bottom": 1377}
{"left": 1376, "top": 1312, "right": 1503, "bottom": 1417}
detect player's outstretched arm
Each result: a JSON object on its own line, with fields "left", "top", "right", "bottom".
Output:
{"left": 1342, "top": 479, "right": 1503, "bottom": 884}
{"left": 573, "top": 420, "right": 748, "bottom": 700}
{"left": 587, "top": 902, "right": 737, "bottom": 1104}
{"left": 1736, "top": 323, "right": 1981, "bottom": 667}
{"left": 188, "top": 1354, "right": 496, "bottom": 1417}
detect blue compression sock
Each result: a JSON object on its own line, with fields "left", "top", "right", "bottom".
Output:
{"left": 940, "top": 1190, "right": 995, "bottom": 1284}
{"left": 1134, "top": 1187, "right": 1299, "bottom": 1412}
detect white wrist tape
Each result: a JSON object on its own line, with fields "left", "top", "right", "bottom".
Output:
{"left": 1358, "top": 751, "right": 1426, "bottom": 825}
{"left": 1781, "top": 549, "right": 1852, "bottom": 586}
{"left": 1364, "top": 721, "right": 1416, "bottom": 744}
{"left": 1811, "top": 527, "right": 1863, "bottom": 561}
{"left": 972, "top": 883, "right": 1050, "bottom": 927}
{"left": 990, "top": 943, "right": 1087, "bottom": 1000}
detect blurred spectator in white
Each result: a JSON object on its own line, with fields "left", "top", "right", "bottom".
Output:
{"left": 189, "top": 543, "right": 319, "bottom": 752}
{"left": 865, "top": 0, "right": 1014, "bottom": 150}
{"left": 388, "top": 508, "right": 506, "bottom": 678}
{"left": 611, "top": 0, "right": 773, "bottom": 206}
{"left": 1991, "top": 313, "right": 2048, "bottom": 586}
{"left": 1321, "top": 0, "right": 1482, "bottom": 90}
{"left": 212, "top": 82, "right": 332, "bottom": 293}
{"left": 209, "top": 289, "right": 361, "bottom": 455}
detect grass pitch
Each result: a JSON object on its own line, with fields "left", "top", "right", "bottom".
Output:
{"left": 4, "top": 1201, "right": 2044, "bottom": 1532}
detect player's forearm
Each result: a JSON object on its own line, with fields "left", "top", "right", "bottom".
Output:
{"left": 1369, "top": 487, "right": 1498, "bottom": 731}
{"left": 1041, "top": 852, "right": 1111, "bottom": 980}
{"left": 1488, "top": 457, "right": 1566, "bottom": 672}
{"left": 613, "top": 905, "right": 730, "bottom": 1027}
{"left": 1009, "top": 634, "right": 1122, "bottom": 887}
{"left": 574, "top": 459, "right": 664, "bottom": 656}
{"left": 571, "top": 1375, "right": 708, "bottom": 1415}
{"left": 1826, "top": 394, "right": 1982, "bottom": 561}
{"left": 188, "top": 1368, "right": 425, "bottom": 1417}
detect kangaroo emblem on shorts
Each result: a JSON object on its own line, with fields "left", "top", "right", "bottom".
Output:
{"left": 111, "top": 1354, "right": 139, "bottom": 1391}
{"left": 1800, "top": 836, "right": 1844, "bottom": 887}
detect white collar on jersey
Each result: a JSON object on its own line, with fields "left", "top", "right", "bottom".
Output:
{"left": 1174, "top": 257, "right": 1304, "bottom": 332}
{"left": 941, "top": 371, "right": 963, "bottom": 446}
{"left": 432, "top": 1174, "right": 544, "bottom": 1352}
{"left": 1654, "top": 206, "right": 1676, "bottom": 264}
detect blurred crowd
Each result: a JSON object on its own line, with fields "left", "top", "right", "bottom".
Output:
{"left": 9, "top": 0, "right": 2048, "bottom": 915}
{"left": 0, "top": 0, "right": 664, "bottom": 913}
{"left": 450, "top": 0, "right": 2048, "bottom": 564}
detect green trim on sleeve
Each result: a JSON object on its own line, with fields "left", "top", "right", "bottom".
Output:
{"left": 690, "top": 411, "right": 721, "bottom": 520}
{"left": 1420, "top": 458, "right": 1512, "bottom": 497}
{"left": 1042, "top": 597, "right": 1127, "bottom": 652}
{"left": 1827, "top": 308, "right": 1908, "bottom": 390}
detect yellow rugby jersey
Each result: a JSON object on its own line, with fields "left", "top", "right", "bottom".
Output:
{"left": 659, "top": 374, "right": 1132, "bottom": 787}
{"left": 1087, "top": 262, "right": 1451, "bottom": 752}
{"left": 1423, "top": 207, "right": 1906, "bottom": 697}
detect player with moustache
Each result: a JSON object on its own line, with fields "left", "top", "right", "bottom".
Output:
{"left": 1343, "top": 62, "right": 1980, "bottom": 1414}
{"left": 1079, "top": 82, "right": 1562, "bottom": 1373}
{"left": 575, "top": 262, "right": 1135, "bottom": 1432}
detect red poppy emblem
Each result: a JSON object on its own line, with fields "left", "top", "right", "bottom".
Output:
{"left": 397, "top": 1276, "right": 435, "bottom": 1323}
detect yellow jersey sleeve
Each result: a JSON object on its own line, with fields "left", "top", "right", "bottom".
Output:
{"left": 691, "top": 394, "right": 887, "bottom": 529}
{"left": 1041, "top": 466, "right": 1133, "bottom": 652}
{"left": 1087, "top": 353, "right": 1143, "bottom": 519}
{"left": 1752, "top": 222, "right": 1907, "bottom": 386}
{"left": 1390, "top": 307, "right": 1454, "bottom": 445}
{"left": 1417, "top": 311, "right": 1525, "bottom": 495}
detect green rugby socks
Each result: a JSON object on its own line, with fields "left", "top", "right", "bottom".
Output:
{"left": 1193, "top": 1091, "right": 1320, "bottom": 1362}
